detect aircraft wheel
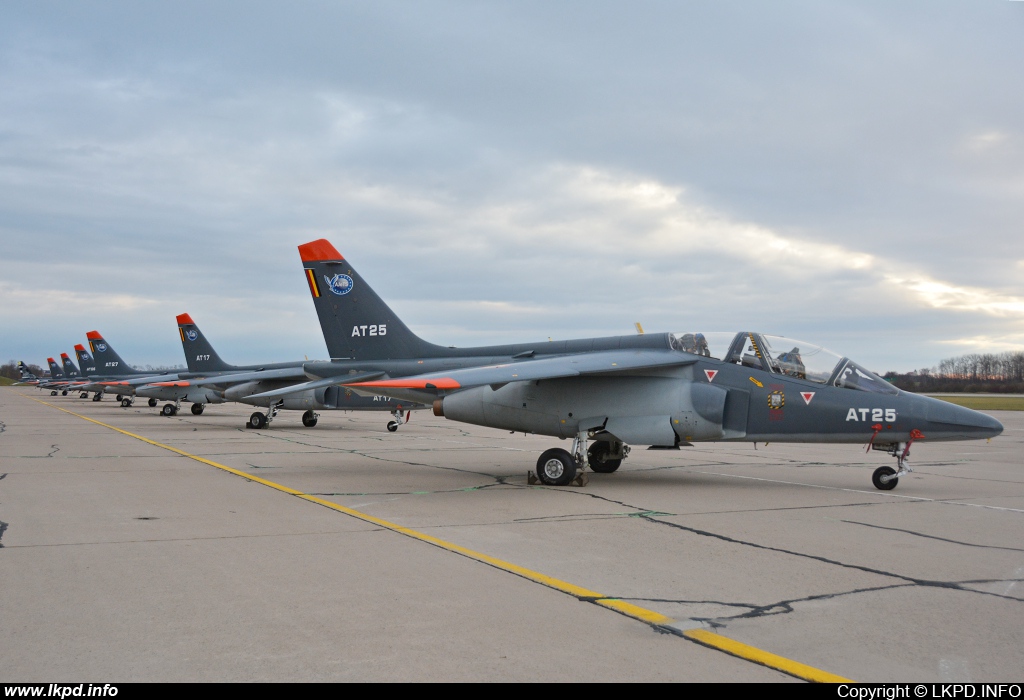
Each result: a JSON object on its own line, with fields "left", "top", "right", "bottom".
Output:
{"left": 587, "top": 442, "right": 622, "bottom": 473}
{"left": 535, "top": 448, "right": 577, "bottom": 486}
{"left": 302, "top": 410, "right": 318, "bottom": 427}
{"left": 148, "top": 398, "right": 158, "bottom": 407}
{"left": 248, "top": 412, "right": 267, "bottom": 429}
{"left": 161, "top": 404, "right": 176, "bottom": 417}
{"left": 51, "top": 390, "right": 57, "bottom": 396}
{"left": 872, "top": 466, "right": 898, "bottom": 491}
{"left": 121, "top": 398, "right": 131, "bottom": 407}
{"left": 386, "top": 421, "right": 399, "bottom": 432}
{"left": 115, "top": 394, "right": 123, "bottom": 402}
{"left": 62, "top": 390, "right": 68, "bottom": 396}
{"left": 80, "top": 392, "right": 88, "bottom": 399}
{"left": 191, "top": 403, "right": 205, "bottom": 415}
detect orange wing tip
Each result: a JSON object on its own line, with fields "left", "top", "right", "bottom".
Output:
{"left": 298, "top": 239, "right": 344, "bottom": 262}
{"left": 74, "top": 344, "right": 86, "bottom": 351}
{"left": 176, "top": 313, "right": 195, "bottom": 325}
{"left": 86, "top": 331, "right": 103, "bottom": 340}
{"left": 346, "top": 378, "right": 461, "bottom": 390}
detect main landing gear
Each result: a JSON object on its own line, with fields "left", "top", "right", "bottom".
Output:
{"left": 191, "top": 403, "right": 205, "bottom": 415}
{"left": 386, "top": 409, "right": 410, "bottom": 432}
{"left": 247, "top": 402, "right": 282, "bottom": 430}
{"left": 161, "top": 399, "right": 181, "bottom": 417}
{"left": 532, "top": 432, "right": 631, "bottom": 486}
{"left": 121, "top": 397, "right": 135, "bottom": 407}
{"left": 61, "top": 389, "right": 68, "bottom": 396}
{"left": 115, "top": 394, "right": 123, "bottom": 403}
{"left": 50, "top": 390, "right": 58, "bottom": 396}
{"left": 92, "top": 393, "right": 103, "bottom": 402}
{"left": 148, "top": 398, "right": 158, "bottom": 408}
{"left": 80, "top": 392, "right": 89, "bottom": 399}
{"left": 302, "top": 409, "right": 318, "bottom": 427}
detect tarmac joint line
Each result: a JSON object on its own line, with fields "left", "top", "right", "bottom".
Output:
{"left": 26, "top": 395, "right": 853, "bottom": 683}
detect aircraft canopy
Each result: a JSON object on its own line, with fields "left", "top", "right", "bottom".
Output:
{"left": 670, "top": 331, "right": 896, "bottom": 394}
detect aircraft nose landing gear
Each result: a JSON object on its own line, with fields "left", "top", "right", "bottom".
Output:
{"left": 870, "top": 430, "right": 924, "bottom": 490}
{"left": 386, "top": 408, "right": 410, "bottom": 432}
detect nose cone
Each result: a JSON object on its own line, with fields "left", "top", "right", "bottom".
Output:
{"left": 920, "top": 396, "right": 1003, "bottom": 440}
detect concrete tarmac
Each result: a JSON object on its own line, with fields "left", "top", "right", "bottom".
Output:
{"left": 1, "top": 387, "right": 1021, "bottom": 682}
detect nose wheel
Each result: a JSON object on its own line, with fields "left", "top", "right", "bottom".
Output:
{"left": 386, "top": 408, "right": 410, "bottom": 432}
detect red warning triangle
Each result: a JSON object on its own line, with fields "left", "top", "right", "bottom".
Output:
{"left": 704, "top": 369, "right": 718, "bottom": 382}
{"left": 801, "top": 392, "right": 815, "bottom": 405}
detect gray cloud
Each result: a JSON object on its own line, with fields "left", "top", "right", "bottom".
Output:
{"left": 1, "top": 1, "right": 1022, "bottom": 372}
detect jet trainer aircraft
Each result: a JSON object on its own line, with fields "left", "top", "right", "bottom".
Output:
{"left": 73, "top": 331, "right": 184, "bottom": 404}
{"left": 256, "top": 238, "right": 1003, "bottom": 491}
{"left": 135, "top": 313, "right": 422, "bottom": 428}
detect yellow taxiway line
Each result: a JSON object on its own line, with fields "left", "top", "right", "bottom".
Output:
{"left": 27, "top": 395, "right": 853, "bottom": 683}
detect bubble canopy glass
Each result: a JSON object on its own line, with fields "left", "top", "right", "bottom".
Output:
{"left": 669, "top": 331, "right": 897, "bottom": 394}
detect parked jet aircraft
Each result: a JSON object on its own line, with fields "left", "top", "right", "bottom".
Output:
{"left": 135, "top": 313, "right": 422, "bottom": 428}
{"left": 16, "top": 361, "right": 41, "bottom": 385}
{"left": 39, "top": 357, "right": 87, "bottom": 394}
{"left": 253, "top": 238, "right": 1003, "bottom": 491}
{"left": 74, "top": 332, "right": 184, "bottom": 403}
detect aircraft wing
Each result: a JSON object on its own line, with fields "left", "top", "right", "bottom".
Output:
{"left": 142, "top": 366, "right": 309, "bottom": 389}
{"left": 245, "top": 372, "right": 387, "bottom": 400}
{"left": 346, "top": 350, "right": 697, "bottom": 394}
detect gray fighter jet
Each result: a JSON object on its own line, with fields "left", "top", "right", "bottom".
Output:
{"left": 257, "top": 238, "right": 1003, "bottom": 491}
{"left": 72, "top": 332, "right": 184, "bottom": 403}
{"left": 134, "top": 313, "right": 423, "bottom": 428}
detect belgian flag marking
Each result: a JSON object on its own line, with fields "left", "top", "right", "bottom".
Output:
{"left": 305, "top": 268, "right": 321, "bottom": 298}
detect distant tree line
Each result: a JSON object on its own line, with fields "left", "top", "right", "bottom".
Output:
{"left": 885, "top": 351, "right": 1024, "bottom": 393}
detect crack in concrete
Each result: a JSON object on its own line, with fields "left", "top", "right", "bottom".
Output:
{"left": 841, "top": 520, "right": 1024, "bottom": 553}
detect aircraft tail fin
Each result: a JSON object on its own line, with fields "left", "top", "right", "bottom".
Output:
{"left": 176, "top": 314, "right": 236, "bottom": 372}
{"left": 17, "top": 361, "right": 38, "bottom": 380}
{"left": 47, "top": 357, "right": 64, "bottom": 379}
{"left": 74, "top": 344, "right": 97, "bottom": 377}
{"left": 60, "top": 353, "right": 80, "bottom": 378}
{"left": 86, "top": 331, "right": 138, "bottom": 375}
{"left": 298, "top": 239, "right": 445, "bottom": 360}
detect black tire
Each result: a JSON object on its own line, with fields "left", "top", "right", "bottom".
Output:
{"left": 115, "top": 394, "right": 123, "bottom": 402}
{"left": 191, "top": 403, "right": 205, "bottom": 415}
{"left": 872, "top": 466, "right": 898, "bottom": 491}
{"left": 92, "top": 394, "right": 102, "bottom": 402}
{"left": 148, "top": 398, "right": 158, "bottom": 408}
{"left": 161, "top": 404, "right": 176, "bottom": 417}
{"left": 302, "top": 410, "right": 318, "bottom": 427}
{"left": 248, "top": 412, "right": 267, "bottom": 429}
{"left": 62, "top": 390, "right": 68, "bottom": 396}
{"left": 121, "top": 398, "right": 131, "bottom": 407}
{"left": 80, "top": 393, "right": 88, "bottom": 399}
{"left": 535, "top": 448, "right": 577, "bottom": 486}
{"left": 51, "top": 390, "right": 58, "bottom": 396}
{"left": 588, "top": 442, "right": 622, "bottom": 473}
{"left": 386, "top": 421, "right": 399, "bottom": 432}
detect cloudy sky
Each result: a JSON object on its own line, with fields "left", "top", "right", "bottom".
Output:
{"left": 2, "top": 1, "right": 1022, "bottom": 372}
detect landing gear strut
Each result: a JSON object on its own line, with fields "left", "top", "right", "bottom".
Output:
{"left": 386, "top": 408, "right": 410, "bottom": 432}
{"left": 247, "top": 402, "right": 281, "bottom": 430}
{"left": 871, "top": 431, "right": 924, "bottom": 490}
